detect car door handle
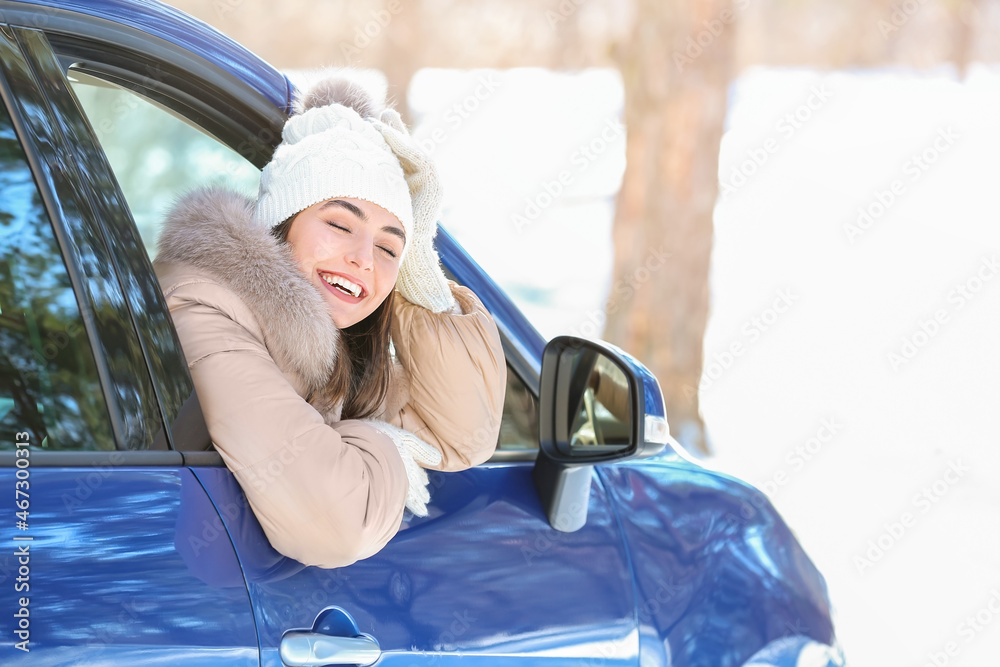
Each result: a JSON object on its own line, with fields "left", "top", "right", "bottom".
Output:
{"left": 280, "top": 631, "right": 381, "bottom": 666}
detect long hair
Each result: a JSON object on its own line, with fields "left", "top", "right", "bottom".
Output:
{"left": 272, "top": 216, "right": 393, "bottom": 420}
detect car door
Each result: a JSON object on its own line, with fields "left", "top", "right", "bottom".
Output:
{"left": 197, "top": 458, "right": 638, "bottom": 666}
{"left": 21, "top": 6, "right": 643, "bottom": 664}
{"left": 0, "top": 24, "right": 258, "bottom": 664}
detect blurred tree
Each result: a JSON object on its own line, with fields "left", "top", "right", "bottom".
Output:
{"left": 377, "top": 1, "right": 424, "bottom": 123}
{"left": 736, "top": 0, "right": 990, "bottom": 75}
{"left": 601, "top": 0, "right": 734, "bottom": 455}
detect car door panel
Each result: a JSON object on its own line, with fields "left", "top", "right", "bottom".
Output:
{"left": 0, "top": 463, "right": 259, "bottom": 664}
{"left": 195, "top": 463, "right": 639, "bottom": 665}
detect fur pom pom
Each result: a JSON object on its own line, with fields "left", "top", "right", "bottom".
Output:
{"left": 301, "top": 77, "right": 383, "bottom": 118}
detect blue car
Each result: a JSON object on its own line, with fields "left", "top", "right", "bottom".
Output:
{"left": 0, "top": 1, "right": 844, "bottom": 665}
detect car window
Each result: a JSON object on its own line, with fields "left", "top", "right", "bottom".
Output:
{"left": 66, "top": 69, "right": 260, "bottom": 258}
{"left": 497, "top": 367, "right": 538, "bottom": 451}
{"left": 66, "top": 66, "right": 539, "bottom": 457}
{"left": 0, "top": 101, "right": 113, "bottom": 451}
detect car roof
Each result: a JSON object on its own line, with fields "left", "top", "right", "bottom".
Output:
{"left": 4, "top": 0, "right": 291, "bottom": 110}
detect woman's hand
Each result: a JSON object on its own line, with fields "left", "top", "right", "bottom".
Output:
{"left": 365, "top": 419, "right": 442, "bottom": 516}
{"left": 374, "top": 109, "right": 457, "bottom": 314}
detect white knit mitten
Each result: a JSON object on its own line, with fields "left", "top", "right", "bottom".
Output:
{"left": 365, "top": 419, "right": 443, "bottom": 516}
{"left": 374, "top": 109, "right": 456, "bottom": 313}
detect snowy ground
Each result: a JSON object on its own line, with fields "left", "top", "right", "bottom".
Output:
{"left": 707, "top": 66, "right": 1000, "bottom": 667}
{"left": 410, "top": 66, "right": 1000, "bottom": 667}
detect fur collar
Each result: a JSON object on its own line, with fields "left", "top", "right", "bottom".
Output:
{"left": 156, "top": 186, "right": 339, "bottom": 394}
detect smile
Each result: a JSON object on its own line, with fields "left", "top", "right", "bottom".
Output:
{"left": 320, "top": 272, "right": 367, "bottom": 299}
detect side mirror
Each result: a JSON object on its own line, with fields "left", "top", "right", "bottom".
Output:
{"left": 532, "top": 336, "right": 670, "bottom": 532}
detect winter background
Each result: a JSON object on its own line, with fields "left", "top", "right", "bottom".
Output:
{"left": 405, "top": 66, "right": 1000, "bottom": 667}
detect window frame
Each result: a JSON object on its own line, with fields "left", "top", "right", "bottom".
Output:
{"left": 50, "top": 36, "right": 281, "bottom": 171}
{"left": 0, "top": 23, "right": 164, "bottom": 454}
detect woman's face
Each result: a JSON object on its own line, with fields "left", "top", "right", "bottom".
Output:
{"left": 286, "top": 197, "right": 405, "bottom": 328}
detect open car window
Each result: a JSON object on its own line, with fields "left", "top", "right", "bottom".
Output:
{"left": 65, "top": 63, "right": 540, "bottom": 458}
{"left": 67, "top": 69, "right": 260, "bottom": 259}
{"left": 497, "top": 368, "right": 538, "bottom": 452}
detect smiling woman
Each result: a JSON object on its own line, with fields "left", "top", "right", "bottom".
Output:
{"left": 151, "top": 74, "right": 507, "bottom": 568}
{"left": 277, "top": 197, "right": 407, "bottom": 328}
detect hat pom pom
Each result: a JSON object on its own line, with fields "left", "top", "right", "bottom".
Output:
{"left": 301, "top": 77, "right": 383, "bottom": 119}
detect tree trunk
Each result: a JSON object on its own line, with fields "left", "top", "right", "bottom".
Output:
{"left": 377, "top": 0, "right": 426, "bottom": 124}
{"left": 950, "top": 0, "right": 979, "bottom": 78}
{"left": 606, "top": 0, "right": 734, "bottom": 455}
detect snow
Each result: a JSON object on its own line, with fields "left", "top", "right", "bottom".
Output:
{"left": 708, "top": 65, "right": 1000, "bottom": 667}
{"left": 410, "top": 65, "right": 1000, "bottom": 666}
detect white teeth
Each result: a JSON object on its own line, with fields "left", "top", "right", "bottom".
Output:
{"left": 323, "top": 273, "right": 362, "bottom": 298}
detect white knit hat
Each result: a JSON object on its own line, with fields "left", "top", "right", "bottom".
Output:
{"left": 254, "top": 79, "right": 414, "bottom": 260}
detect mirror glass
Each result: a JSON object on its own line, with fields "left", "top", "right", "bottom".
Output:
{"left": 558, "top": 347, "right": 633, "bottom": 454}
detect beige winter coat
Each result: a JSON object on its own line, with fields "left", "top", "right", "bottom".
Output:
{"left": 153, "top": 188, "right": 506, "bottom": 568}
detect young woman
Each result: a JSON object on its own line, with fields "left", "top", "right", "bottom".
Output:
{"left": 153, "top": 77, "right": 506, "bottom": 569}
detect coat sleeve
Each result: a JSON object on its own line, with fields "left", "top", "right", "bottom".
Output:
{"left": 385, "top": 282, "right": 507, "bottom": 472}
{"left": 164, "top": 278, "right": 407, "bottom": 569}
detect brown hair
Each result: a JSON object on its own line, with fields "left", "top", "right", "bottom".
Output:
{"left": 272, "top": 216, "right": 393, "bottom": 420}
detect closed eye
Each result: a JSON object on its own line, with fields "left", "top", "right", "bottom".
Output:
{"left": 326, "top": 219, "right": 398, "bottom": 258}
